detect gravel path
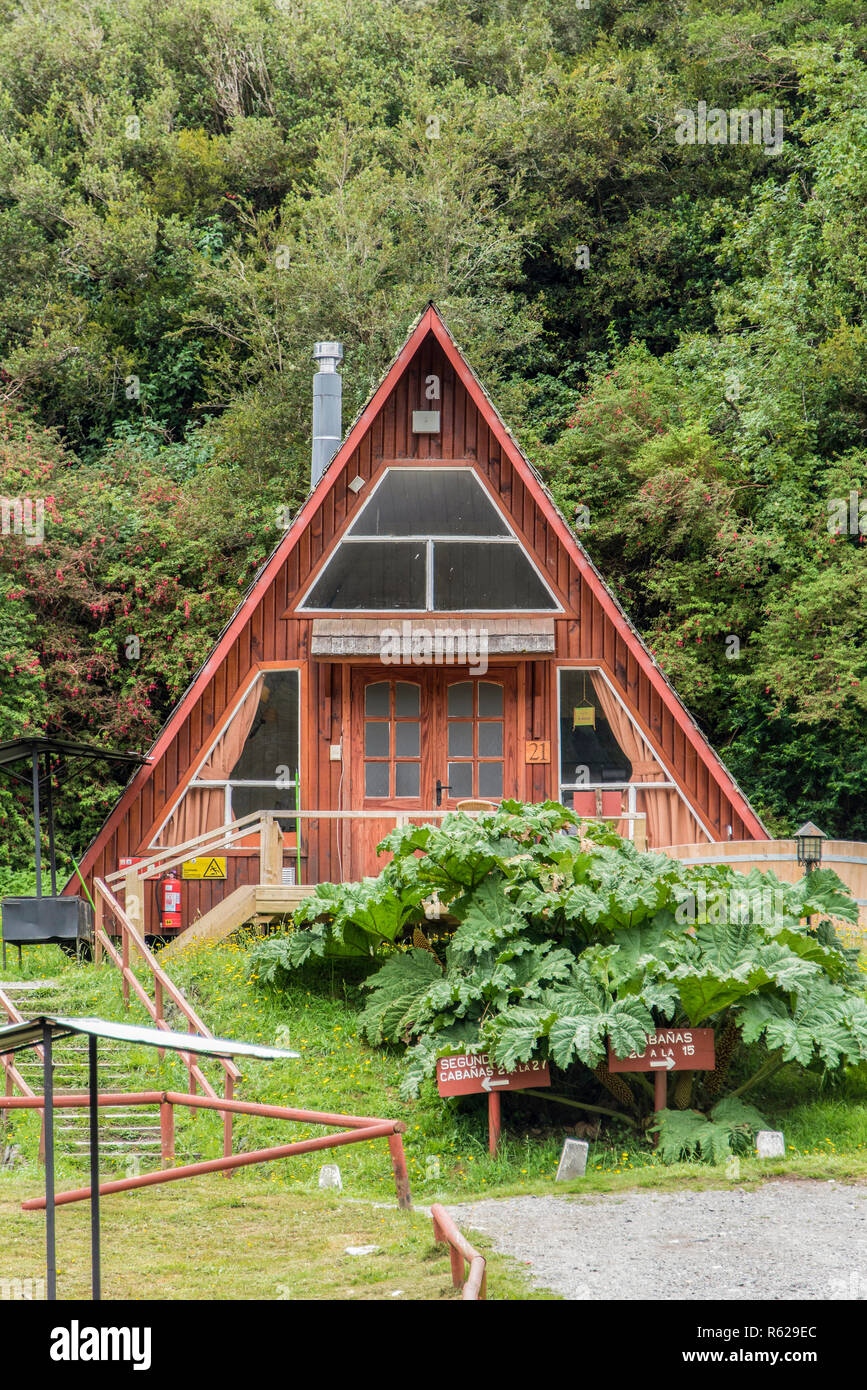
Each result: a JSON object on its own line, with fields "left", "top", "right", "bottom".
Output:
{"left": 448, "top": 1181, "right": 867, "bottom": 1300}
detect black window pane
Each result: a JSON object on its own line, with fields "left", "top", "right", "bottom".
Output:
{"left": 433, "top": 542, "right": 556, "bottom": 610}
{"left": 365, "top": 763, "right": 389, "bottom": 797}
{"left": 395, "top": 722, "right": 420, "bottom": 756}
{"left": 230, "top": 672, "right": 299, "bottom": 783}
{"left": 448, "top": 723, "right": 473, "bottom": 756}
{"left": 349, "top": 469, "right": 509, "bottom": 537}
{"left": 395, "top": 762, "right": 420, "bottom": 798}
{"left": 478, "top": 682, "right": 503, "bottom": 716}
{"left": 478, "top": 762, "right": 503, "bottom": 797}
{"left": 448, "top": 763, "right": 473, "bottom": 798}
{"left": 558, "top": 671, "right": 633, "bottom": 786}
{"left": 394, "top": 682, "right": 420, "bottom": 717}
{"left": 365, "top": 722, "right": 390, "bottom": 756}
{"left": 305, "top": 542, "right": 426, "bottom": 609}
{"left": 479, "top": 722, "right": 503, "bottom": 757}
{"left": 365, "top": 681, "right": 390, "bottom": 716}
{"left": 447, "top": 681, "right": 473, "bottom": 717}
{"left": 231, "top": 784, "right": 298, "bottom": 819}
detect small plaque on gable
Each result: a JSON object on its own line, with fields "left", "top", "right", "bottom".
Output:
{"left": 412, "top": 410, "right": 441, "bottom": 434}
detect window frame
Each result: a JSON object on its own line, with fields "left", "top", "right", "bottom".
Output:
{"left": 298, "top": 466, "right": 563, "bottom": 614}
{"left": 555, "top": 665, "right": 714, "bottom": 843}
{"left": 362, "top": 678, "right": 423, "bottom": 800}
{"left": 148, "top": 665, "right": 304, "bottom": 847}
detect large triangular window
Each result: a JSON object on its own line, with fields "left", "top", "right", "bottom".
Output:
{"left": 300, "top": 468, "right": 560, "bottom": 611}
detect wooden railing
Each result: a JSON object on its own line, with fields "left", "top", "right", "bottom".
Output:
{"left": 103, "top": 807, "right": 648, "bottom": 914}
{"left": 431, "top": 1204, "right": 487, "bottom": 1300}
{"left": 104, "top": 811, "right": 284, "bottom": 932}
{"left": 93, "top": 877, "right": 240, "bottom": 1164}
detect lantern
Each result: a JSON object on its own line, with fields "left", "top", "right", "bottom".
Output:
{"left": 794, "top": 821, "right": 826, "bottom": 875}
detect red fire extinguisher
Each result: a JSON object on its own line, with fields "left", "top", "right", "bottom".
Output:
{"left": 155, "top": 871, "right": 182, "bottom": 933}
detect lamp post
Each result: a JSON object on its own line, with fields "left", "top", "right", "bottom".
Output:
{"left": 794, "top": 821, "right": 827, "bottom": 877}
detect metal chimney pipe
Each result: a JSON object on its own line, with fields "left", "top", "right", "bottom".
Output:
{"left": 311, "top": 340, "right": 343, "bottom": 486}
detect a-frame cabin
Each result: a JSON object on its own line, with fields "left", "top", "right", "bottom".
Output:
{"left": 72, "top": 304, "right": 767, "bottom": 936}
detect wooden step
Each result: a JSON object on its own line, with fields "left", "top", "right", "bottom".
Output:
{"left": 158, "top": 882, "right": 316, "bottom": 962}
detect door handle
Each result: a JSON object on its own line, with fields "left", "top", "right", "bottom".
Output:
{"left": 435, "top": 779, "right": 451, "bottom": 808}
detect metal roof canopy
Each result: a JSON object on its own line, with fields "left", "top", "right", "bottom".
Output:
{"left": 1, "top": 1013, "right": 298, "bottom": 1302}
{"left": 0, "top": 737, "right": 147, "bottom": 898}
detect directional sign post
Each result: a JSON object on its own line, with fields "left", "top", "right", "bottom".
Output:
{"left": 608, "top": 1028, "right": 715, "bottom": 1117}
{"left": 436, "top": 1053, "right": 551, "bottom": 1156}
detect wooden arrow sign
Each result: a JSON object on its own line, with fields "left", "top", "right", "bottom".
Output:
{"left": 608, "top": 1028, "right": 715, "bottom": 1073}
{"left": 436, "top": 1052, "right": 551, "bottom": 1097}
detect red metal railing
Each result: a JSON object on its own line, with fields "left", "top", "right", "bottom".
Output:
{"left": 0, "top": 984, "right": 47, "bottom": 1162}
{"left": 431, "top": 1204, "right": 487, "bottom": 1300}
{"left": 2, "top": 1089, "right": 411, "bottom": 1211}
{"left": 94, "top": 876, "right": 239, "bottom": 1163}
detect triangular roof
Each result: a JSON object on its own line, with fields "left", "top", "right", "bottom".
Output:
{"left": 73, "top": 304, "right": 767, "bottom": 885}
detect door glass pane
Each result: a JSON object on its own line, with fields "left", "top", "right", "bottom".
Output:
{"left": 364, "top": 762, "right": 389, "bottom": 797}
{"left": 447, "top": 682, "right": 473, "bottom": 717}
{"left": 305, "top": 541, "right": 426, "bottom": 609}
{"left": 395, "top": 682, "right": 420, "bottom": 717}
{"left": 448, "top": 763, "right": 473, "bottom": 798}
{"left": 395, "top": 762, "right": 420, "bottom": 798}
{"left": 479, "top": 722, "right": 503, "bottom": 757}
{"left": 478, "top": 762, "right": 503, "bottom": 798}
{"left": 448, "top": 723, "right": 473, "bottom": 756}
{"left": 395, "top": 722, "right": 420, "bottom": 756}
{"left": 433, "top": 541, "right": 556, "bottom": 610}
{"left": 478, "top": 682, "right": 503, "bottom": 716}
{"left": 365, "top": 682, "right": 390, "bottom": 716}
{"left": 365, "top": 722, "right": 390, "bottom": 756}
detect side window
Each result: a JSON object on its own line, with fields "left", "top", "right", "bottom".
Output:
{"left": 557, "top": 670, "right": 631, "bottom": 806}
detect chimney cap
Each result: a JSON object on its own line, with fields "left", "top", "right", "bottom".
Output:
{"left": 313, "top": 341, "right": 343, "bottom": 371}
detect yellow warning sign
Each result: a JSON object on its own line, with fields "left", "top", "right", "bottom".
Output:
{"left": 182, "top": 857, "right": 227, "bottom": 881}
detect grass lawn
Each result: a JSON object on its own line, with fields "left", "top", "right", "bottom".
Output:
{"left": 2, "top": 935, "right": 866, "bottom": 1275}
{"left": 0, "top": 1172, "right": 546, "bottom": 1300}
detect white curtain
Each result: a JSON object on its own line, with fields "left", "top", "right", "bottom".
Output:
{"left": 155, "top": 675, "right": 264, "bottom": 846}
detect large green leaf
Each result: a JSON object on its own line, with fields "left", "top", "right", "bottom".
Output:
{"left": 737, "top": 980, "right": 857, "bottom": 1067}
{"left": 671, "top": 962, "right": 772, "bottom": 1024}
{"left": 652, "top": 1096, "right": 768, "bottom": 1165}
{"left": 449, "top": 877, "right": 525, "bottom": 957}
{"left": 486, "top": 1006, "right": 550, "bottom": 1069}
{"left": 332, "top": 879, "right": 416, "bottom": 943}
{"left": 358, "top": 948, "right": 443, "bottom": 1044}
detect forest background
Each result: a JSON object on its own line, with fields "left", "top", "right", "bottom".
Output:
{"left": 1, "top": 0, "right": 865, "bottom": 870}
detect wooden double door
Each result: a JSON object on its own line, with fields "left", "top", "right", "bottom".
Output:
{"left": 346, "top": 665, "right": 518, "bottom": 878}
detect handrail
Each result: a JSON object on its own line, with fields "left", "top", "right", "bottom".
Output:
{"left": 105, "top": 809, "right": 271, "bottom": 885}
{"left": 94, "top": 878, "right": 240, "bottom": 1080}
{"left": 431, "top": 1204, "right": 487, "bottom": 1300}
{"left": 93, "top": 877, "right": 239, "bottom": 1160}
{"left": 105, "top": 806, "right": 650, "bottom": 889}
{"left": 0, "top": 984, "right": 40, "bottom": 1101}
